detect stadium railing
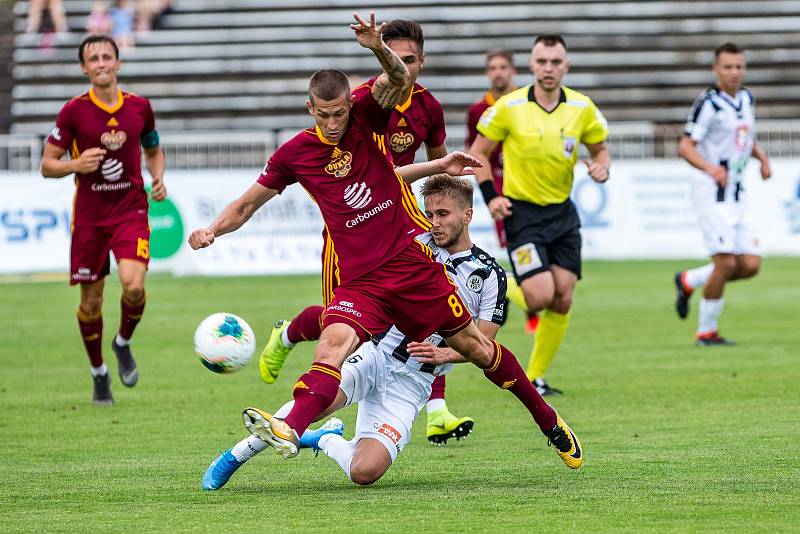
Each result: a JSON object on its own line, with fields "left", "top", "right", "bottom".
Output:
{"left": 2, "top": 121, "right": 799, "bottom": 172}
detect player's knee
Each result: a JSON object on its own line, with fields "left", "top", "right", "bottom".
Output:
{"left": 738, "top": 258, "right": 761, "bottom": 279}
{"left": 550, "top": 293, "right": 573, "bottom": 314}
{"left": 349, "top": 464, "right": 385, "bottom": 485}
{"left": 122, "top": 284, "right": 145, "bottom": 303}
{"left": 79, "top": 298, "right": 102, "bottom": 316}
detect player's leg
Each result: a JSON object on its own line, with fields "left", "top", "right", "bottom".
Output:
{"left": 72, "top": 224, "right": 113, "bottom": 403}
{"left": 443, "top": 323, "right": 583, "bottom": 469}
{"left": 425, "top": 375, "right": 474, "bottom": 445}
{"left": 245, "top": 288, "right": 391, "bottom": 457}
{"left": 78, "top": 279, "right": 112, "bottom": 404}
{"left": 259, "top": 304, "right": 324, "bottom": 384}
{"left": 696, "top": 253, "right": 737, "bottom": 345}
{"left": 112, "top": 258, "right": 147, "bottom": 387}
{"left": 674, "top": 263, "right": 714, "bottom": 319}
{"left": 731, "top": 254, "right": 761, "bottom": 281}
{"left": 527, "top": 265, "right": 575, "bottom": 395}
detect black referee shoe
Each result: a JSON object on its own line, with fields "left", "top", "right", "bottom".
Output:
{"left": 92, "top": 373, "right": 113, "bottom": 405}
{"left": 111, "top": 339, "right": 139, "bottom": 387}
{"left": 533, "top": 377, "right": 563, "bottom": 396}
{"left": 674, "top": 272, "right": 692, "bottom": 320}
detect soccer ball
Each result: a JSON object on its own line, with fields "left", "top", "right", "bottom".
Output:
{"left": 193, "top": 313, "right": 256, "bottom": 373}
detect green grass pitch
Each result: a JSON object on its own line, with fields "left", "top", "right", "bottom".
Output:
{"left": 1, "top": 258, "right": 798, "bottom": 532}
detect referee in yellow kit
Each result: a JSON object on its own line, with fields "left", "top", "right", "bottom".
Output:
{"left": 470, "top": 34, "right": 611, "bottom": 396}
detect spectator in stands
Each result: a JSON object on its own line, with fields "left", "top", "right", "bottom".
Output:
{"left": 25, "top": 0, "right": 69, "bottom": 35}
{"left": 136, "top": 0, "right": 174, "bottom": 33}
{"left": 110, "top": 0, "right": 135, "bottom": 50}
{"left": 86, "top": 1, "right": 112, "bottom": 35}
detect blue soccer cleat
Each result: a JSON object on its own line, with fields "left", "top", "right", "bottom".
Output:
{"left": 298, "top": 417, "right": 345, "bottom": 455}
{"left": 202, "top": 449, "right": 244, "bottom": 491}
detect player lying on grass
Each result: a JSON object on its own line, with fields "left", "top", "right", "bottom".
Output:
{"left": 204, "top": 174, "right": 510, "bottom": 489}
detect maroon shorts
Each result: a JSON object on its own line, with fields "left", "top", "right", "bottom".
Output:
{"left": 70, "top": 217, "right": 150, "bottom": 285}
{"left": 321, "top": 240, "right": 473, "bottom": 343}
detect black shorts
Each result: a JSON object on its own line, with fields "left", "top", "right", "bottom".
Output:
{"left": 505, "top": 198, "right": 582, "bottom": 282}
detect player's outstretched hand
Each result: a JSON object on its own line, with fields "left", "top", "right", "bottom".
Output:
{"left": 74, "top": 147, "right": 106, "bottom": 174}
{"left": 188, "top": 228, "right": 215, "bottom": 249}
{"left": 705, "top": 164, "right": 728, "bottom": 187}
{"left": 350, "top": 11, "right": 385, "bottom": 50}
{"left": 150, "top": 176, "right": 167, "bottom": 201}
{"left": 583, "top": 159, "right": 609, "bottom": 183}
{"left": 437, "top": 151, "right": 483, "bottom": 177}
{"left": 488, "top": 196, "right": 512, "bottom": 220}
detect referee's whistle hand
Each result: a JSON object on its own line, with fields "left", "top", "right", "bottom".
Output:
{"left": 488, "top": 196, "right": 512, "bottom": 220}
{"left": 188, "top": 228, "right": 215, "bottom": 250}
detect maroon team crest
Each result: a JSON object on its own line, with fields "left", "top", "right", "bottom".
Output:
{"left": 325, "top": 147, "right": 353, "bottom": 178}
{"left": 390, "top": 131, "right": 414, "bottom": 153}
{"left": 101, "top": 129, "right": 127, "bottom": 151}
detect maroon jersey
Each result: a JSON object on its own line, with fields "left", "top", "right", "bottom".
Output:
{"left": 47, "top": 89, "right": 155, "bottom": 226}
{"left": 353, "top": 77, "right": 446, "bottom": 166}
{"left": 466, "top": 92, "right": 504, "bottom": 186}
{"left": 258, "top": 90, "right": 431, "bottom": 283}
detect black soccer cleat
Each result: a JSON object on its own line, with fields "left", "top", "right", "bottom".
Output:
{"left": 695, "top": 331, "right": 735, "bottom": 347}
{"left": 533, "top": 378, "right": 563, "bottom": 397}
{"left": 674, "top": 272, "right": 692, "bottom": 320}
{"left": 111, "top": 339, "right": 139, "bottom": 387}
{"left": 92, "top": 373, "right": 113, "bottom": 405}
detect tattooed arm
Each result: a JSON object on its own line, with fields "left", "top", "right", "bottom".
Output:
{"left": 350, "top": 11, "right": 410, "bottom": 109}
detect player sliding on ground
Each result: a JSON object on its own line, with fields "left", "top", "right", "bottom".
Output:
{"left": 202, "top": 175, "right": 507, "bottom": 488}
{"left": 189, "top": 11, "right": 583, "bottom": 480}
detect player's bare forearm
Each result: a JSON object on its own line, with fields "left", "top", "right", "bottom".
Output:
{"left": 208, "top": 183, "right": 277, "bottom": 238}
{"left": 469, "top": 136, "right": 496, "bottom": 185}
{"left": 751, "top": 142, "right": 769, "bottom": 164}
{"left": 678, "top": 136, "right": 712, "bottom": 173}
{"left": 425, "top": 143, "right": 448, "bottom": 162}
{"left": 587, "top": 142, "right": 611, "bottom": 169}
{"left": 144, "top": 146, "right": 165, "bottom": 183}
{"left": 370, "top": 42, "right": 409, "bottom": 109}
{"left": 40, "top": 143, "right": 74, "bottom": 178}
{"left": 397, "top": 152, "right": 483, "bottom": 184}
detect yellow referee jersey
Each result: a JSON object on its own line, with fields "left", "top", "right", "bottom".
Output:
{"left": 477, "top": 85, "right": 608, "bottom": 205}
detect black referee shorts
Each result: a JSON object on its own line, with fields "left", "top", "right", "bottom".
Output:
{"left": 505, "top": 198, "right": 582, "bottom": 282}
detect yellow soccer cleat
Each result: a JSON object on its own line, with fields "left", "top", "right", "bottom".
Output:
{"left": 259, "top": 320, "right": 294, "bottom": 384}
{"left": 426, "top": 407, "right": 474, "bottom": 445}
{"left": 546, "top": 412, "right": 584, "bottom": 469}
{"left": 242, "top": 407, "right": 300, "bottom": 459}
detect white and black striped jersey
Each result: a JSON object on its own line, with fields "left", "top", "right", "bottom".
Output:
{"left": 684, "top": 85, "right": 756, "bottom": 197}
{"left": 371, "top": 233, "right": 507, "bottom": 375}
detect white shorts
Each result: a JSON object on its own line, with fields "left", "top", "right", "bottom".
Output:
{"left": 338, "top": 342, "right": 435, "bottom": 462}
{"left": 692, "top": 176, "right": 762, "bottom": 256}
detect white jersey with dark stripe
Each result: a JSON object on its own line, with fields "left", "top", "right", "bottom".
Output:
{"left": 684, "top": 85, "right": 756, "bottom": 189}
{"left": 371, "top": 233, "right": 507, "bottom": 375}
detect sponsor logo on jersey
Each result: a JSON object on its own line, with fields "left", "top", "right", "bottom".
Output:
{"left": 375, "top": 423, "right": 401, "bottom": 444}
{"left": 397, "top": 117, "right": 407, "bottom": 127}
{"left": 343, "top": 182, "right": 372, "bottom": 209}
{"left": 344, "top": 199, "right": 393, "bottom": 228}
{"left": 325, "top": 147, "right": 352, "bottom": 177}
{"left": 390, "top": 131, "right": 414, "bottom": 153}
{"left": 735, "top": 124, "right": 749, "bottom": 150}
{"left": 328, "top": 301, "right": 362, "bottom": 317}
{"left": 100, "top": 129, "right": 127, "bottom": 151}
{"left": 106, "top": 117, "right": 119, "bottom": 127}
{"left": 100, "top": 157, "right": 123, "bottom": 181}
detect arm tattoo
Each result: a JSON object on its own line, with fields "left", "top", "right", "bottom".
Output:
{"left": 371, "top": 41, "right": 409, "bottom": 109}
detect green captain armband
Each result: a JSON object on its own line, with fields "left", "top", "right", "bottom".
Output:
{"left": 140, "top": 130, "right": 160, "bottom": 149}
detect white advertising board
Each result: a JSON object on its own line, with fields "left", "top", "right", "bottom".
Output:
{"left": 2, "top": 160, "right": 799, "bottom": 276}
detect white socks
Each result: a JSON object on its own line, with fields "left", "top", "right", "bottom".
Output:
{"left": 426, "top": 398, "right": 446, "bottom": 413}
{"left": 698, "top": 298, "right": 724, "bottom": 334}
{"left": 684, "top": 264, "right": 714, "bottom": 291}
{"left": 281, "top": 327, "right": 296, "bottom": 349}
{"left": 90, "top": 363, "right": 108, "bottom": 377}
{"left": 231, "top": 435, "right": 268, "bottom": 462}
{"left": 319, "top": 434, "right": 357, "bottom": 481}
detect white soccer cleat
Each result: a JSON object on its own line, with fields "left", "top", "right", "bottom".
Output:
{"left": 242, "top": 407, "right": 299, "bottom": 459}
